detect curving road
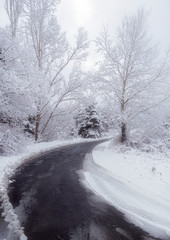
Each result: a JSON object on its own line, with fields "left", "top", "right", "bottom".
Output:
{"left": 7, "top": 141, "right": 158, "bottom": 240}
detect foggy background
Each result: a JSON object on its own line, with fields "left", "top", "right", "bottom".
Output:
{"left": 0, "top": 0, "right": 170, "bottom": 69}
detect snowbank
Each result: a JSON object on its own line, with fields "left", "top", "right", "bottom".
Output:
{"left": 0, "top": 137, "right": 109, "bottom": 240}
{"left": 84, "top": 141, "right": 170, "bottom": 239}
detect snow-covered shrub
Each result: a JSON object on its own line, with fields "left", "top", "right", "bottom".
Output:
{"left": 0, "top": 124, "right": 33, "bottom": 156}
{"left": 114, "top": 121, "right": 170, "bottom": 155}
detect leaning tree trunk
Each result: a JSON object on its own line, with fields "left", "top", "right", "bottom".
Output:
{"left": 35, "top": 112, "right": 41, "bottom": 141}
{"left": 121, "top": 122, "right": 127, "bottom": 143}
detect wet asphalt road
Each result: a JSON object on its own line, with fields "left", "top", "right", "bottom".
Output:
{"left": 7, "top": 141, "right": 159, "bottom": 240}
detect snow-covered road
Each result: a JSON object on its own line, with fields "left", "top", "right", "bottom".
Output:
{"left": 0, "top": 138, "right": 110, "bottom": 240}
{"left": 3, "top": 139, "right": 149, "bottom": 240}
{"left": 84, "top": 142, "right": 170, "bottom": 240}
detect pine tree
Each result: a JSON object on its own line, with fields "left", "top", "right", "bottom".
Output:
{"left": 76, "top": 104, "right": 102, "bottom": 138}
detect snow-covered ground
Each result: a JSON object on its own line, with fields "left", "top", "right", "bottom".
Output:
{"left": 84, "top": 141, "right": 170, "bottom": 240}
{"left": 0, "top": 138, "right": 109, "bottom": 240}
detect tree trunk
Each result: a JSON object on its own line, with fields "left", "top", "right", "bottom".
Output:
{"left": 121, "top": 122, "right": 127, "bottom": 143}
{"left": 35, "top": 113, "right": 41, "bottom": 141}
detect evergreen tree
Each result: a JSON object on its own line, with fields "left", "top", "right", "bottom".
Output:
{"left": 76, "top": 104, "right": 102, "bottom": 138}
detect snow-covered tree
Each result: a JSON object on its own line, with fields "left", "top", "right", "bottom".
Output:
{"left": 5, "top": 0, "right": 24, "bottom": 38}
{"left": 75, "top": 104, "right": 102, "bottom": 138}
{"left": 21, "top": 0, "right": 88, "bottom": 141}
{"left": 94, "top": 9, "right": 170, "bottom": 142}
{"left": 0, "top": 26, "right": 35, "bottom": 154}
{"left": 0, "top": 28, "right": 33, "bottom": 124}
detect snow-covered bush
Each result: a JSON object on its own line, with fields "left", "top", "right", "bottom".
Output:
{"left": 0, "top": 123, "right": 33, "bottom": 155}
{"left": 111, "top": 120, "right": 170, "bottom": 156}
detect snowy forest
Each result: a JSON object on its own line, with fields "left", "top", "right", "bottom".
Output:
{"left": 0, "top": 0, "right": 170, "bottom": 156}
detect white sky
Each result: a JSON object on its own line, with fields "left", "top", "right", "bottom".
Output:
{"left": 57, "top": 0, "right": 170, "bottom": 41}
{"left": 57, "top": 0, "right": 170, "bottom": 69}
{"left": 0, "top": 0, "right": 170, "bottom": 68}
